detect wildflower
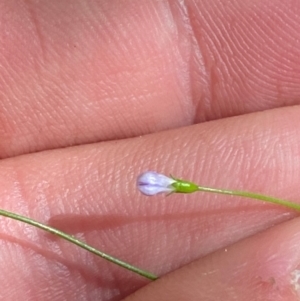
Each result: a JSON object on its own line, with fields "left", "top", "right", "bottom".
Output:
{"left": 137, "top": 172, "right": 300, "bottom": 218}
{"left": 137, "top": 171, "right": 176, "bottom": 196}
{"left": 137, "top": 171, "right": 199, "bottom": 196}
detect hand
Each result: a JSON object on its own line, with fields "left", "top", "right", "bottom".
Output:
{"left": 1, "top": 1, "right": 300, "bottom": 300}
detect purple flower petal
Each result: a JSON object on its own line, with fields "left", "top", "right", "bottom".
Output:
{"left": 137, "top": 171, "right": 176, "bottom": 196}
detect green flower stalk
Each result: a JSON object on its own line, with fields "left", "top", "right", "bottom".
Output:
{"left": 137, "top": 171, "right": 300, "bottom": 211}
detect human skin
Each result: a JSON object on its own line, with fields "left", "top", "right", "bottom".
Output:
{"left": 1, "top": 0, "right": 300, "bottom": 300}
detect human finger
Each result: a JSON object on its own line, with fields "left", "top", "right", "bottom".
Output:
{"left": 1, "top": 0, "right": 300, "bottom": 157}
{"left": 124, "top": 217, "right": 300, "bottom": 301}
{"left": 0, "top": 105, "right": 299, "bottom": 300}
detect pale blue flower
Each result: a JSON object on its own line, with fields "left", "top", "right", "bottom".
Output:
{"left": 136, "top": 171, "right": 300, "bottom": 213}
{"left": 137, "top": 171, "right": 176, "bottom": 196}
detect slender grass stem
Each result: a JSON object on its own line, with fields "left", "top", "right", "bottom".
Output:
{"left": 197, "top": 186, "right": 300, "bottom": 211}
{"left": 0, "top": 208, "right": 158, "bottom": 281}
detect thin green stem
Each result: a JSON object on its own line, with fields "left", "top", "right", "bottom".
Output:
{"left": 0, "top": 208, "right": 158, "bottom": 281}
{"left": 197, "top": 186, "right": 300, "bottom": 211}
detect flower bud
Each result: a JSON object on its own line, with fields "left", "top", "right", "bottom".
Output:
{"left": 136, "top": 171, "right": 176, "bottom": 196}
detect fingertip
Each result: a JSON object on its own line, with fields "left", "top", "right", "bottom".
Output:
{"left": 124, "top": 217, "right": 300, "bottom": 301}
